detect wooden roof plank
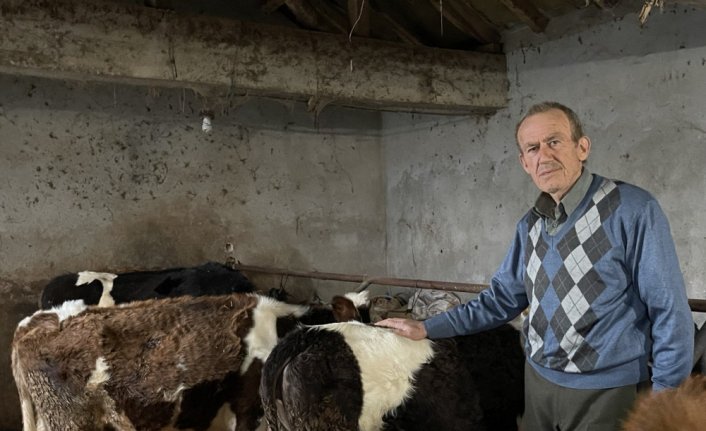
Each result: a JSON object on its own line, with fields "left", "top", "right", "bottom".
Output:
{"left": 282, "top": 0, "right": 324, "bottom": 29}
{"left": 261, "top": 0, "right": 287, "bottom": 14}
{"left": 371, "top": 11, "right": 425, "bottom": 46}
{"left": 306, "top": 0, "right": 349, "bottom": 34}
{"left": 498, "top": 0, "right": 549, "bottom": 32}
{"left": 428, "top": 0, "right": 501, "bottom": 44}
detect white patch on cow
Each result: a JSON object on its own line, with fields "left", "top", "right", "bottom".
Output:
{"left": 240, "top": 296, "right": 309, "bottom": 373}
{"left": 344, "top": 290, "right": 370, "bottom": 308}
{"left": 206, "top": 402, "right": 237, "bottom": 431}
{"left": 17, "top": 299, "right": 88, "bottom": 329}
{"left": 508, "top": 309, "right": 527, "bottom": 331}
{"left": 77, "top": 271, "right": 118, "bottom": 307}
{"left": 17, "top": 315, "right": 34, "bottom": 329}
{"left": 86, "top": 357, "right": 110, "bottom": 389}
{"left": 18, "top": 397, "right": 35, "bottom": 431}
{"left": 162, "top": 383, "right": 187, "bottom": 402}
{"left": 53, "top": 299, "right": 89, "bottom": 322}
{"left": 12, "top": 346, "right": 38, "bottom": 431}
{"left": 320, "top": 321, "right": 435, "bottom": 431}
{"left": 76, "top": 271, "right": 118, "bottom": 286}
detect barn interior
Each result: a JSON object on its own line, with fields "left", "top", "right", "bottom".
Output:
{"left": 2, "top": 0, "right": 706, "bottom": 428}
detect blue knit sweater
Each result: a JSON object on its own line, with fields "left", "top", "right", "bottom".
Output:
{"left": 425, "top": 173, "right": 694, "bottom": 390}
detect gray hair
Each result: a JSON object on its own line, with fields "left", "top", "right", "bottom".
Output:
{"left": 515, "top": 101, "right": 585, "bottom": 145}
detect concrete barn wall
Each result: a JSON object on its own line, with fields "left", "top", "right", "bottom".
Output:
{"left": 383, "top": 5, "right": 706, "bottom": 316}
{"left": 0, "top": 75, "right": 385, "bottom": 429}
{"left": 4, "top": 3, "right": 706, "bottom": 430}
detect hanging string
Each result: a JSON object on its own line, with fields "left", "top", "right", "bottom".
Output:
{"left": 440, "top": 0, "right": 444, "bottom": 37}
{"left": 348, "top": 0, "right": 366, "bottom": 42}
{"left": 348, "top": 0, "right": 366, "bottom": 72}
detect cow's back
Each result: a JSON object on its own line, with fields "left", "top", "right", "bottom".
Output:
{"left": 12, "top": 293, "right": 259, "bottom": 430}
{"left": 40, "top": 262, "right": 255, "bottom": 309}
{"left": 260, "top": 322, "right": 525, "bottom": 431}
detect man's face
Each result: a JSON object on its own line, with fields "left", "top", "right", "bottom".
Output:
{"left": 517, "top": 109, "right": 590, "bottom": 203}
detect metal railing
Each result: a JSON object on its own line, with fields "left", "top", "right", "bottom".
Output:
{"left": 233, "top": 263, "right": 706, "bottom": 313}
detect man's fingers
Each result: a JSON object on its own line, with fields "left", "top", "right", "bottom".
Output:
{"left": 375, "top": 318, "right": 426, "bottom": 340}
{"left": 375, "top": 318, "right": 406, "bottom": 330}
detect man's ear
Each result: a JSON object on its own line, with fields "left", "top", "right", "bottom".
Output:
{"left": 578, "top": 136, "right": 591, "bottom": 161}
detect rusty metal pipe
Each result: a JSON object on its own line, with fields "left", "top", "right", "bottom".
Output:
{"left": 234, "top": 263, "right": 706, "bottom": 313}
{"left": 233, "top": 264, "right": 487, "bottom": 293}
{"left": 690, "top": 299, "right": 706, "bottom": 313}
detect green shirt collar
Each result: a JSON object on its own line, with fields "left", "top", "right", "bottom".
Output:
{"left": 533, "top": 168, "right": 592, "bottom": 220}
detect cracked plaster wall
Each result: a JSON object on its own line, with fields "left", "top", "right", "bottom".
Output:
{"left": 0, "top": 75, "right": 385, "bottom": 429}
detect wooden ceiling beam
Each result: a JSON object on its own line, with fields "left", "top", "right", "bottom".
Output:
{"left": 499, "top": 0, "right": 549, "bottom": 33}
{"left": 261, "top": 0, "right": 287, "bottom": 14}
{"left": 371, "top": 11, "right": 424, "bottom": 46}
{"left": 281, "top": 0, "right": 324, "bottom": 29}
{"left": 305, "top": 0, "right": 349, "bottom": 34}
{"left": 453, "top": 2, "right": 503, "bottom": 43}
{"left": 428, "top": 0, "right": 483, "bottom": 41}
{"left": 428, "top": 0, "right": 501, "bottom": 44}
{"left": 281, "top": 0, "right": 348, "bottom": 34}
{"left": 0, "top": 0, "right": 508, "bottom": 114}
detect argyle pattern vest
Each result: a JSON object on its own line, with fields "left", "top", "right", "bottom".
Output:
{"left": 524, "top": 178, "right": 621, "bottom": 373}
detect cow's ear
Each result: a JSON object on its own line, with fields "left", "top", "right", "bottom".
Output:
{"left": 331, "top": 296, "right": 358, "bottom": 322}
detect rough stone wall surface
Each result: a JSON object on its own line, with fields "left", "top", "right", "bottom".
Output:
{"left": 384, "top": 5, "right": 706, "bottom": 317}
{"left": 0, "top": 75, "right": 385, "bottom": 429}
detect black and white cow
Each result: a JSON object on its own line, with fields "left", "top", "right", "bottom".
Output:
{"left": 40, "top": 262, "right": 255, "bottom": 309}
{"left": 693, "top": 322, "right": 706, "bottom": 374}
{"left": 260, "top": 321, "right": 524, "bottom": 431}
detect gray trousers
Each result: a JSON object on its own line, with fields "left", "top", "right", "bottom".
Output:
{"left": 522, "top": 361, "right": 645, "bottom": 431}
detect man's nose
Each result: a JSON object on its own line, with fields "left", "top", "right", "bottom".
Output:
{"left": 537, "top": 143, "right": 553, "bottom": 159}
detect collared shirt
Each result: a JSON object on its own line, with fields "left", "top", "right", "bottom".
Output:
{"left": 532, "top": 168, "right": 592, "bottom": 235}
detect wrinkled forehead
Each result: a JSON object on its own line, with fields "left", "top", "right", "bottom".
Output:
{"left": 517, "top": 109, "right": 572, "bottom": 144}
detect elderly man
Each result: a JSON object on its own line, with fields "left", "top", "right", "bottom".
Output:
{"left": 377, "top": 101, "right": 694, "bottom": 431}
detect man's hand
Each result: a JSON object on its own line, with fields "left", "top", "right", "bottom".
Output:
{"left": 375, "top": 318, "right": 427, "bottom": 340}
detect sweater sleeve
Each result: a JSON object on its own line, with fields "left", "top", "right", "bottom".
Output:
{"left": 424, "top": 222, "right": 530, "bottom": 339}
{"left": 631, "top": 199, "right": 694, "bottom": 390}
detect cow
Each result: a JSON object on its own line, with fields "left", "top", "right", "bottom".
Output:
{"left": 621, "top": 374, "right": 706, "bottom": 431}
{"left": 12, "top": 290, "right": 370, "bottom": 431}
{"left": 260, "top": 321, "right": 524, "bottom": 431}
{"left": 693, "top": 321, "right": 706, "bottom": 374}
{"left": 619, "top": 321, "right": 706, "bottom": 431}
{"left": 40, "top": 262, "right": 255, "bottom": 309}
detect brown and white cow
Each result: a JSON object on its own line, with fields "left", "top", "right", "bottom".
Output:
{"left": 12, "top": 291, "right": 369, "bottom": 431}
